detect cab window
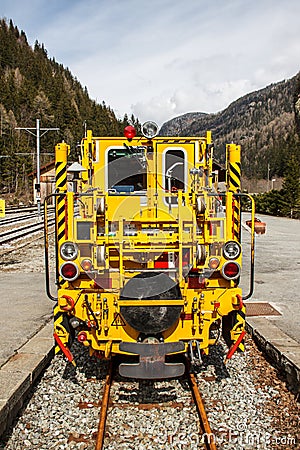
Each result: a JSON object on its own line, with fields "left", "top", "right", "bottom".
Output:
{"left": 107, "top": 147, "right": 147, "bottom": 193}
{"left": 164, "top": 149, "right": 185, "bottom": 192}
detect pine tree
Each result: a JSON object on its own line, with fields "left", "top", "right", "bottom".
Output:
{"left": 281, "top": 154, "right": 300, "bottom": 218}
{"left": 0, "top": 17, "right": 131, "bottom": 200}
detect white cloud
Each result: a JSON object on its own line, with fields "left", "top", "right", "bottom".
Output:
{"left": 1, "top": 0, "right": 300, "bottom": 125}
{"left": 131, "top": 79, "right": 256, "bottom": 127}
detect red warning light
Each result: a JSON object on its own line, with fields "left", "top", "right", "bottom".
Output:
{"left": 78, "top": 331, "right": 88, "bottom": 343}
{"left": 124, "top": 125, "right": 136, "bottom": 141}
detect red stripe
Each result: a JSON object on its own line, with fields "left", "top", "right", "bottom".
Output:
{"left": 225, "top": 330, "right": 246, "bottom": 360}
{"left": 53, "top": 333, "right": 74, "bottom": 362}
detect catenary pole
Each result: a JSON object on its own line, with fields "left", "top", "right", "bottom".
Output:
{"left": 16, "top": 119, "right": 59, "bottom": 216}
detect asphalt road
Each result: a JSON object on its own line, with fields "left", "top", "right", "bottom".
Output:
{"left": 0, "top": 273, "right": 53, "bottom": 367}
{"left": 241, "top": 213, "right": 300, "bottom": 344}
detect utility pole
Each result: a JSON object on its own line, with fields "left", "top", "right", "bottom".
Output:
{"left": 16, "top": 119, "right": 59, "bottom": 216}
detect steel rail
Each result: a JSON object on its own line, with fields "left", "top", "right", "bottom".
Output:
{"left": 5, "top": 205, "right": 43, "bottom": 214}
{"left": 5, "top": 206, "right": 37, "bottom": 214}
{"left": 3, "top": 205, "right": 54, "bottom": 216}
{"left": 95, "top": 359, "right": 114, "bottom": 450}
{"left": 0, "top": 218, "right": 55, "bottom": 245}
{"left": 0, "top": 211, "right": 54, "bottom": 228}
{"left": 187, "top": 371, "right": 218, "bottom": 450}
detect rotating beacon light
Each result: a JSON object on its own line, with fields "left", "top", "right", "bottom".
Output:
{"left": 124, "top": 125, "right": 136, "bottom": 141}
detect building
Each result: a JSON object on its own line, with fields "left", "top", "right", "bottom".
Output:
{"left": 31, "top": 161, "right": 56, "bottom": 205}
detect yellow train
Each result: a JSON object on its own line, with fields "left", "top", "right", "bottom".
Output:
{"left": 44, "top": 121, "right": 255, "bottom": 379}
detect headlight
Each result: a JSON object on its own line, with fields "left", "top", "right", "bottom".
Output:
{"left": 142, "top": 121, "right": 159, "bottom": 139}
{"left": 60, "top": 241, "right": 78, "bottom": 260}
{"left": 223, "top": 241, "right": 241, "bottom": 260}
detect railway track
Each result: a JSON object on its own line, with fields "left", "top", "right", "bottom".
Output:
{"left": 3, "top": 338, "right": 300, "bottom": 449}
{"left": 0, "top": 218, "right": 55, "bottom": 246}
{"left": 187, "top": 371, "right": 217, "bottom": 450}
{"left": 0, "top": 206, "right": 54, "bottom": 226}
{"left": 0, "top": 212, "right": 45, "bottom": 228}
{"left": 94, "top": 359, "right": 217, "bottom": 450}
{"left": 95, "top": 360, "right": 114, "bottom": 450}
{"left": 4, "top": 205, "right": 45, "bottom": 215}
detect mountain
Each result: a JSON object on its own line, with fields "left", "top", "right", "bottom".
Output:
{"left": 294, "top": 75, "right": 300, "bottom": 134}
{"left": 0, "top": 18, "right": 139, "bottom": 198}
{"left": 160, "top": 75, "right": 300, "bottom": 179}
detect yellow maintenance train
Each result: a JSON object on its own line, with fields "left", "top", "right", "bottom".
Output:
{"left": 44, "top": 121, "right": 255, "bottom": 379}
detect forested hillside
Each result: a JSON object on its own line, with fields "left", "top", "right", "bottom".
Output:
{"left": 0, "top": 18, "right": 139, "bottom": 198}
{"left": 294, "top": 75, "right": 300, "bottom": 135}
{"left": 160, "top": 76, "right": 300, "bottom": 180}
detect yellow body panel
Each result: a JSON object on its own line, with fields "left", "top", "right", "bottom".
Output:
{"left": 0, "top": 199, "right": 5, "bottom": 218}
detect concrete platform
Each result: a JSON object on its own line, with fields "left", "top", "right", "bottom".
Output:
{"left": 246, "top": 318, "right": 300, "bottom": 395}
{"left": 242, "top": 214, "right": 300, "bottom": 395}
{"left": 241, "top": 214, "right": 300, "bottom": 344}
{"left": 0, "top": 273, "right": 54, "bottom": 437}
{"left": 0, "top": 273, "right": 53, "bottom": 368}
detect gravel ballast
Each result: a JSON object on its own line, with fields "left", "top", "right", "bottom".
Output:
{"left": 1, "top": 336, "right": 299, "bottom": 450}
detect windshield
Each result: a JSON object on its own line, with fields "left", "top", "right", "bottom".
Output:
{"left": 107, "top": 146, "right": 147, "bottom": 192}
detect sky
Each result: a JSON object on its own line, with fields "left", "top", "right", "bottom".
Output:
{"left": 1, "top": 0, "right": 300, "bottom": 126}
